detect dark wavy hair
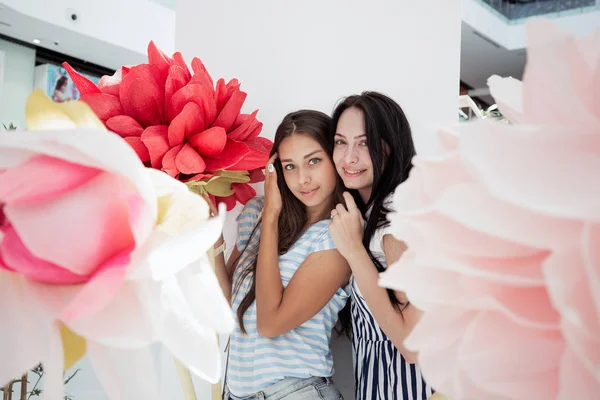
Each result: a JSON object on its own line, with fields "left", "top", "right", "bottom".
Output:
{"left": 331, "top": 91, "right": 416, "bottom": 311}
{"left": 232, "top": 110, "right": 349, "bottom": 334}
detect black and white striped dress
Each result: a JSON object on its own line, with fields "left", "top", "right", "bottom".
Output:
{"left": 351, "top": 199, "right": 434, "bottom": 400}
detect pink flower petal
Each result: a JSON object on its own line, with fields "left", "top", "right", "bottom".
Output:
{"left": 59, "top": 251, "right": 130, "bottom": 320}
{"left": 0, "top": 155, "right": 101, "bottom": 204}
{"left": 460, "top": 121, "right": 600, "bottom": 221}
{"left": 522, "top": 19, "right": 600, "bottom": 128}
{"left": 0, "top": 225, "right": 88, "bottom": 284}
{"left": 4, "top": 171, "right": 137, "bottom": 276}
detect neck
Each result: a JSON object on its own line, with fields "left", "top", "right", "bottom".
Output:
{"left": 358, "top": 187, "right": 372, "bottom": 204}
{"left": 306, "top": 199, "right": 334, "bottom": 225}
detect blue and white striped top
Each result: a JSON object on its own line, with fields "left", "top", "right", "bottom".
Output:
{"left": 226, "top": 197, "right": 350, "bottom": 397}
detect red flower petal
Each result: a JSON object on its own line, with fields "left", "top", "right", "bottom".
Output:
{"left": 233, "top": 183, "right": 256, "bottom": 205}
{"left": 228, "top": 110, "right": 259, "bottom": 141}
{"left": 62, "top": 62, "right": 101, "bottom": 95}
{"left": 168, "top": 102, "right": 205, "bottom": 147}
{"left": 169, "top": 84, "right": 217, "bottom": 126}
{"left": 120, "top": 65, "right": 166, "bottom": 127}
{"left": 141, "top": 125, "right": 170, "bottom": 168}
{"left": 172, "top": 52, "right": 192, "bottom": 81}
{"left": 213, "top": 194, "right": 237, "bottom": 211}
{"left": 97, "top": 66, "right": 130, "bottom": 96}
{"left": 80, "top": 93, "right": 123, "bottom": 121}
{"left": 248, "top": 168, "right": 265, "bottom": 183}
{"left": 188, "top": 126, "right": 227, "bottom": 157}
{"left": 175, "top": 144, "right": 206, "bottom": 174}
{"left": 248, "top": 136, "right": 274, "bottom": 153}
{"left": 124, "top": 136, "right": 150, "bottom": 162}
{"left": 227, "top": 137, "right": 271, "bottom": 171}
{"left": 165, "top": 65, "right": 191, "bottom": 122}
{"left": 214, "top": 78, "right": 241, "bottom": 114}
{"left": 189, "top": 57, "right": 214, "bottom": 90}
{"left": 203, "top": 139, "right": 250, "bottom": 171}
{"left": 105, "top": 115, "right": 143, "bottom": 137}
{"left": 213, "top": 89, "right": 247, "bottom": 132}
{"left": 147, "top": 41, "right": 173, "bottom": 86}
{"left": 161, "top": 145, "right": 183, "bottom": 177}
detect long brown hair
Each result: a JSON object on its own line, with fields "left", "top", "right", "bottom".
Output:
{"left": 232, "top": 110, "right": 344, "bottom": 334}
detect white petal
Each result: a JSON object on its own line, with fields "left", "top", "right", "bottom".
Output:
{"left": 0, "top": 271, "right": 53, "bottom": 386}
{"left": 139, "top": 276, "right": 226, "bottom": 383}
{"left": 65, "top": 282, "right": 155, "bottom": 348}
{"left": 40, "top": 323, "right": 65, "bottom": 400}
{"left": 87, "top": 341, "right": 160, "bottom": 400}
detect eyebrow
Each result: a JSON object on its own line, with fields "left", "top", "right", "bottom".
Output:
{"left": 280, "top": 149, "right": 323, "bottom": 163}
{"left": 334, "top": 133, "right": 367, "bottom": 139}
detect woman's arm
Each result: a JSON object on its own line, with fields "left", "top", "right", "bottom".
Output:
{"left": 329, "top": 192, "right": 420, "bottom": 363}
{"left": 346, "top": 235, "right": 421, "bottom": 363}
{"left": 255, "top": 220, "right": 350, "bottom": 338}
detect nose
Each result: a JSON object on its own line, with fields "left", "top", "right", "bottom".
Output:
{"left": 343, "top": 146, "right": 359, "bottom": 165}
{"left": 298, "top": 168, "right": 311, "bottom": 186}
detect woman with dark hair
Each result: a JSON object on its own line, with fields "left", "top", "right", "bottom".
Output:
{"left": 211, "top": 110, "right": 351, "bottom": 399}
{"left": 52, "top": 75, "right": 69, "bottom": 103}
{"left": 328, "top": 92, "right": 433, "bottom": 400}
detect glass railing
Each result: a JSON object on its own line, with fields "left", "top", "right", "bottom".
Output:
{"left": 476, "top": 0, "right": 600, "bottom": 24}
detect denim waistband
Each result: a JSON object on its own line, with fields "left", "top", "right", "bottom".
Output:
{"left": 225, "top": 376, "right": 331, "bottom": 400}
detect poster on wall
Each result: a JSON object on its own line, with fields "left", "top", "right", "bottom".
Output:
{"left": 34, "top": 63, "right": 100, "bottom": 103}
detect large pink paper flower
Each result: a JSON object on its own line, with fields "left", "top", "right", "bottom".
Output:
{"left": 379, "top": 19, "right": 599, "bottom": 400}
{"left": 0, "top": 91, "right": 234, "bottom": 399}
{"left": 63, "top": 41, "right": 272, "bottom": 210}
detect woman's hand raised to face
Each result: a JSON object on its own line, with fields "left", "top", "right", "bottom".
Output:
{"left": 263, "top": 153, "right": 283, "bottom": 222}
{"left": 328, "top": 192, "right": 365, "bottom": 260}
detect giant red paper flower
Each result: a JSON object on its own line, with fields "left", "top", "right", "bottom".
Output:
{"left": 63, "top": 42, "right": 272, "bottom": 209}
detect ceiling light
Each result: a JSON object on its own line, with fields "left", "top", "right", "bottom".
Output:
{"left": 32, "top": 38, "right": 41, "bottom": 44}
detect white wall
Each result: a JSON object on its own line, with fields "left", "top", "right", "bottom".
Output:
{"left": 176, "top": 1, "right": 462, "bottom": 399}
{"left": 0, "top": 38, "right": 35, "bottom": 128}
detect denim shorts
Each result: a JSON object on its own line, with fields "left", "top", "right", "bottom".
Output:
{"left": 224, "top": 376, "right": 343, "bottom": 400}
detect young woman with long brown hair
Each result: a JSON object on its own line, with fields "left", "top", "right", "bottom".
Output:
{"left": 211, "top": 110, "right": 351, "bottom": 400}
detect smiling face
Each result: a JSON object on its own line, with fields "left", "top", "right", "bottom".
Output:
{"left": 278, "top": 133, "right": 337, "bottom": 214}
{"left": 333, "top": 107, "right": 374, "bottom": 202}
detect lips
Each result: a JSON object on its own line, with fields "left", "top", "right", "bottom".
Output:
{"left": 300, "top": 187, "right": 319, "bottom": 196}
{"left": 342, "top": 167, "right": 367, "bottom": 177}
